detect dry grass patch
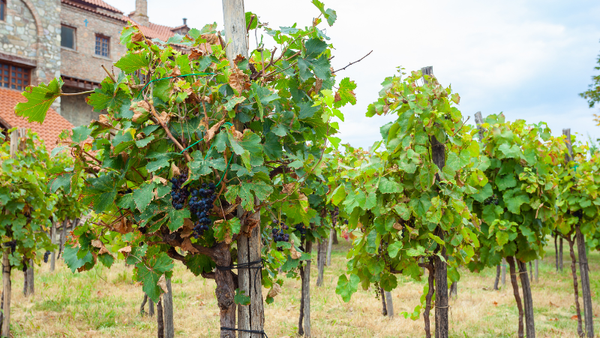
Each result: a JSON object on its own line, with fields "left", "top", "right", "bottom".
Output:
{"left": 3, "top": 240, "right": 600, "bottom": 337}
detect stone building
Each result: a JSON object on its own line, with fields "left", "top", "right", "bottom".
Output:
{"left": 0, "top": 0, "right": 189, "bottom": 147}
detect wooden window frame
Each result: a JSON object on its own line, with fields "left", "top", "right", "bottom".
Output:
{"left": 0, "top": 61, "right": 32, "bottom": 91}
{"left": 61, "top": 25, "right": 77, "bottom": 50}
{"left": 95, "top": 34, "right": 110, "bottom": 58}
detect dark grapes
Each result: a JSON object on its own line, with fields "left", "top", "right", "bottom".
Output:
{"left": 189, "top": 183, "right": 216, "bottom": 237}
{"left": 43, "top": 251, "right": 51, "bottom": 263}
{"left": 484, "top": 195, "right": 499, "bottom": 205}
{"left": 294, "top": 223, "right": 307, "bottom": 240}
{"left": 331, "top": 207, "right": 339, "bottom": 227}
{"left": 272, "top": 221, "right": 289, "bottom": 248}
{"left": 170, "top": 173, "right": 190, "bottom": 210}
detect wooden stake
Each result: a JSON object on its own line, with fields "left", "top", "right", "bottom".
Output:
{"left": 384, "top": 291, "right": 394, "bottom": 318}
{"left": 302, "top": 240, "right": 312, "bottom": 337}
{"left": 316, "top": 238, "right": 326, "bottom": 287}
{"left": 326, "top": 228, "right": 335, "bottom": 266}
{"left": 163, "top": 278, "right": 174, "bottom": 338}
{"left": 564, "top": 128, "right": 594, "bottom": 337}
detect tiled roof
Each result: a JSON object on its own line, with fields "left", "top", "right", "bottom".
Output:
{"left": 61, "top": 0, "right": 127, "bottom": 21}
{"left": 130, "top": 19, "right": 181, "bottom": 42}
{"left": 0, "top": 88, "right": 74, "bottom": 150}
{"left": 73, "top": 0, "right": 122, "bottom": 13}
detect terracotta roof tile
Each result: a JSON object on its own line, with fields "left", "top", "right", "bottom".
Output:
{"left": 129, "top": 19, "right": 181, "bottom": 42}
{"left": 0, "top": 88, "right": 74, "bottom": 150}
{"left": 74, "top": 0, "right": 122, "bottom": 13}
{"left": 61, "top": 0, "right": 127, "bottom": 21}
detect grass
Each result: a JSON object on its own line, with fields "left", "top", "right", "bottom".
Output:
{"left": 4, "top": 239, "right": 600, "bottom": 337}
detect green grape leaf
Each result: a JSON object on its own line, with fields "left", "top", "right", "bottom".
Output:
{"left": 15, "top": 78, "right": 63, "bottom": 123}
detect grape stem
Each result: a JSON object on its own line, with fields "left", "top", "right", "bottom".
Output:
{"left": 147, "top": 101, "right": 192, "bottom": 162}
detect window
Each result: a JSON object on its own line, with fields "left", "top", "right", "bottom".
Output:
{"left": 61, "top": 25, "right": 76, "bottom": 49}
{"left": 0, "top": 62, "right": 31, "bottom": 91}
{"left": 95, "top": 35, "right": 109, "bottom": 58}
{"left": 1, "top": 0, "right": 6, "bottom": 21}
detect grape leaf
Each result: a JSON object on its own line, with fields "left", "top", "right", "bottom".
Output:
{"left": 15, "top": 78, "right": 63, "bottom": 123}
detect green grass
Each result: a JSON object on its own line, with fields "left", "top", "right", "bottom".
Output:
{"left": 3, "top": 238, "right": 600, "bottom": 337}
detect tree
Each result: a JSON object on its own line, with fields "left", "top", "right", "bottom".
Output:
{"left": 0, "top": 130, "right": 56, "bottom": 336}
{"left": 468, "top": 114, "right": 564, "bottom": 338}
{"left": 15, "top": 3, "right": 353, "bottom": 337}
{"left": 556, "top": 133, "right": 598, "bottom": 338}
{"left": 330, "top": 69, "right": 485, "bottom": 338}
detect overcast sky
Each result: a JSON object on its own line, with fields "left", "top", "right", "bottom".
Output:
{"left": 104, "top": 0, "right": 600, "bottom": 149}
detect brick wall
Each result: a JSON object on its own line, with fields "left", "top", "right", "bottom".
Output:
{"left": 60, "top": 3, "right": 127, "bottom": 83}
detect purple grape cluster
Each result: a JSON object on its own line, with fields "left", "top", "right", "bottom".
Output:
{"left": 170, "top": 174, "right": 190, "bottom": 210}
{"left": 43, "top": 251, "right": 51, "bottom": 263}
{"left": 294, "top": 223, "right": 307, "bottom": 240}
{"left": 331, "top": 207, "right": 339, "bottom": 226}
{"left": 190, "top": 183, "right": 216, "bottom": 237}
{"left": 272, "top": 222, "right": 289, "bottom": 242}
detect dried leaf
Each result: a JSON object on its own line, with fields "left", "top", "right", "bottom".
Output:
{"left": 152, "top": 175, "right": 168, "bottom": 185}
{"left": 229, "top": 64, "right": 249, "bottom": 94}
{"left": 118, "top": 246, "right": 132, "bottom": 254}
{"left": 181, "top": 237, "right": 199, "bottom": 253}
{"left": 91, "top": 240, "right": 103, "bottom": 249}
{"left": 201, "top": 34, "right": 220, "bottom": 45}
{"left": 158, "top": 111, "right": 171, "bottom": 124}
{"left": 205, "top": 119, "right": 225, "bottom": 143}
{"left": 99, "top": 114, "right": 110, "bottom": 125}
{"left": 114, "top": 218, "right": 133, "bottom": 234}
{"left": 571, "top": 315, "right": 578, "bottom": 320}
{"left": 131, "top": 31, "right": 144, "bottom": 42}
{"left": 393, "top": 222, "right": 403, "bottom": 231}
{"left": 189, "top": 48, "right": 205, "bottom": 60}
{"left": 180, "top": 218, "right": 195, "bottom": 238}
{"left": 169, "top": 66, "right": 181, "bottom": 78}
{"left": 282, "top": 183, "right": 296, "bottom": 195}
{"left": 157, "top": 275, "right": 169, "bottom": 293}
{"left": 290, "top": 240, "right": 302, "bottom": 260}
{"left": 171, "top": 163, "right": 181, "bottom": 177}
{"left": 267, "top": 283, "right": 282, "bottom": 299}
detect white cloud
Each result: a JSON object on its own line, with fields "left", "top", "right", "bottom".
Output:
{"left": 104, "top": 0, "right": 600, "bottom": 147}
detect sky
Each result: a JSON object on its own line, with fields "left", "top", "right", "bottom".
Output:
{"left": 104, "top": 0, "right": 600, "bottom": 149}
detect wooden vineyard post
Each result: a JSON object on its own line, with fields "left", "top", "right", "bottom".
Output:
{"left": 223, "top": 1, "right": 265, "bottom": 336}
{"left": 23, "top": 259, "right": 34, "bottom": 296}
{"left": 157, "top": 297, "right": 164, "bottom": 338}
{"left": 384, "top": 291, "right": 394, "bottom": 317}
{"left": 58, "top": 219, "right": 68, "bottom": 258}
{"left": 326, "top": 227, "right": 334, "bottom": 266}
{"left": 380, "top": 288, "right": 387, "bottom": 316}
{"left": 163, "top": 278, "right": 174, "bottom": 338}
{"left": 50, "top": 221, "right": 57, "bottom": 272}
{"left": 316, "top": 238, "right": 326, "bottom": 287}
{"left": 559, "top": 237, "right": 564, "bottom": 271}
{"left": 302, "top": 240, "right": 312, "bottom": 337}
{"left": 423, "top": 66, "right": 448, "bottom": 338}
{"left": 501, "top": 258, "right": 506, "bottom": 287}
{"left": 2, "top": 129, "right": 24, "bottom": 337}
{"left": 564, "top": 128, "right": 594, "bottom": 337}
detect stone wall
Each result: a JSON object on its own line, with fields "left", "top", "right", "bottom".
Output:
{"left": 60, "top": 3, "right": 127, "bottom": 83}
{"left": 0, "top": 0, "right": 61, "bottom": 112}
{"left": 61, "top": 87, "right": 99, "bottom": 127}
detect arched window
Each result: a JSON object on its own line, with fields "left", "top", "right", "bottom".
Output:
{"left": 0, "top": 0, "right": 6, "bottom": 21}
